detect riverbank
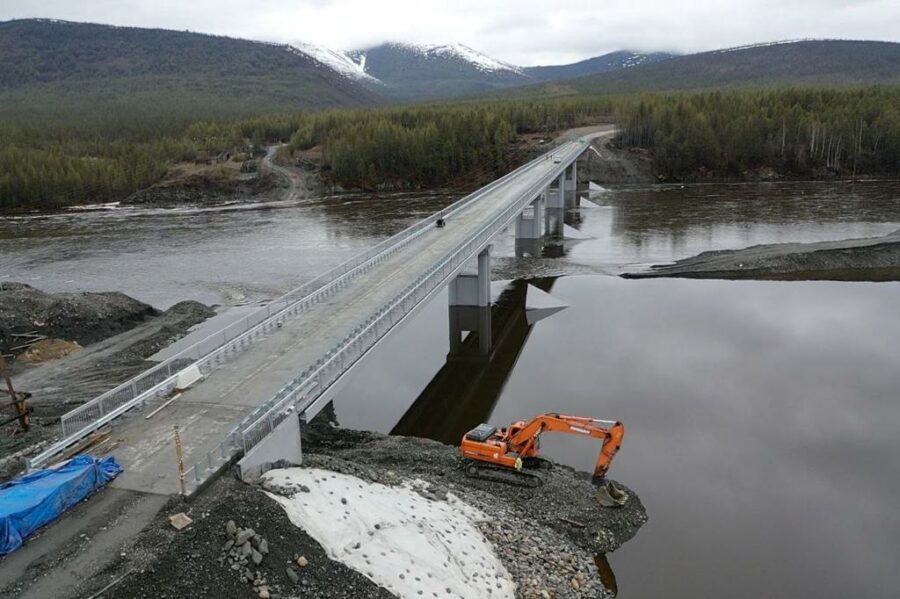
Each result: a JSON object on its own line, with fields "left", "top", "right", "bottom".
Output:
{"left": 0, "top": 283, "right": 214, "bottom": 480}
{"left": 30, "top": 421, "right": 644, "bottom": 599}
{"left": 623, "top": 230, "right": 900, "bottom": 281}
{"left": 119, "top": 143, "right": 325, "bottom": 208}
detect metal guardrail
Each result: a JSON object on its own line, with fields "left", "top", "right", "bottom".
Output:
{"left": 27, "top": 139, "right": 580, "bottom": 473}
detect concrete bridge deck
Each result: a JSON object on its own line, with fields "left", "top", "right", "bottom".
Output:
{"left": 77, "top": 130, "right": 609, "bottom": 495}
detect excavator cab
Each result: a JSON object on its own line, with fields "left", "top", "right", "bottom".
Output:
{"left": 464, "top": 423, "right": 497, "bottom": 442}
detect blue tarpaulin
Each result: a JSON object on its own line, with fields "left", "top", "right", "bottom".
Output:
{"left": 0, "top": 454, "right": 122, "bottom": 555}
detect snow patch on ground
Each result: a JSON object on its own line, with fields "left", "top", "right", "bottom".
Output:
{"left": 263, "top": 467, "right": 515, "bottom": 599}
{"left": 287, "top": 43, "right": 381, "bottom": 84}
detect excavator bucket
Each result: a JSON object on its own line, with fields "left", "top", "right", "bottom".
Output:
{"left": 595, "top": 480, "right": 628, "bottom": 508}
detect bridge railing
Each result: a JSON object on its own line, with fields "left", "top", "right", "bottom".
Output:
{"left": 231, "top": 142, "right": 582, "bottom": 470}
{"left": 27, "top": 141, "right": 574, "bottom": 472}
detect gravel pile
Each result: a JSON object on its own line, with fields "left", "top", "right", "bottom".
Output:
{"left": 0, "top": 282, "right": 157, "bottom": 355}
{"left": 87, "top": 476, "right": 395, "bottom": 599}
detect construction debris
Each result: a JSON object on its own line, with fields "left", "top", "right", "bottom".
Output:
{"left": 168, "top": 512, "right": 193, "bottom": 531}
{"left": 58, "top": 430, "right": 111, "bottom": 464}
{"left": 0, "top": 355, "right": 29, "bottom": 432}
{"left": 18, "top": 339, "right": 82, "bottom": 363}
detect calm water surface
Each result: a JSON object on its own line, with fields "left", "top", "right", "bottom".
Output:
{"left": 2, "top": 180, "right": 899, "bottom": 597}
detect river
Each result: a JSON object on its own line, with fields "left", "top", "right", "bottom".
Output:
{"left": 2, "top": 180, "right": 899, "bottom": 597}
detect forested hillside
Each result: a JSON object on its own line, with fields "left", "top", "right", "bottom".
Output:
{"left": 0, "top": 108, "right": 308, "bottom": 212}
{"left": 524, "top": 51, "right": 675, "bottom": 82}
{"left": 0, "top": 19, "right": 379, "bottom": 113}
{"left": 615, "top": 88, "right": 900, "bottom": 179}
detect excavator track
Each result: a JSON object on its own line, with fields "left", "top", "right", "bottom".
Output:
{"left": 462, "top": 460, "right": 544, "bottom": 488}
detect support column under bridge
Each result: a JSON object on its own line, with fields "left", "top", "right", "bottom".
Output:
{"left": 448, "top": 245, "right": 492, "bottom": 308}
{"left": 515, "top": 193, "right": 546, "bottom": 240}
{"left": 564, "top": 162, "right": 577, "bottom": 191}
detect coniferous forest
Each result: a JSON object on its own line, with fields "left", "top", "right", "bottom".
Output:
{"left": 614, "top": 88, "right": 900, "bottom": 179}
{"left": 1, "top": 88, "right": 899, "bottom": 212}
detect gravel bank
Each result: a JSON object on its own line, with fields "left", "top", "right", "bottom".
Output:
{"left": 290, "top": 422, "right": 647, "bottom": 598}
{"left": 623, "top": 230, "right": 900, "bottom": 281}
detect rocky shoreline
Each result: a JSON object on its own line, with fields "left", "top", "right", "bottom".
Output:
{"left": 69, "top": 422, "right": 646, "bottom": 599}
{"left": 623, "top": 230, "right": 900, "bottom": 281}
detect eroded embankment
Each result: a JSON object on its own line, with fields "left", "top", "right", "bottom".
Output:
{"left": 73, "top": 426, "right": 646, "bottom": 599}
{"left": 623, "top": 230, "right": 900, "bottom": 281}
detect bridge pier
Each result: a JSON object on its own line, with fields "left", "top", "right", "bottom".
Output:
{"left": 448, "top": 245, "right": 492, "bottom": 307}
{"left": 547, "top": 174, "right": 565, "bottom": 209}
{"left": 515, "top": 193, "right": 545, "bottom": 240}
{"left": 564, "top": 162, "right": 577, "bottom": 191}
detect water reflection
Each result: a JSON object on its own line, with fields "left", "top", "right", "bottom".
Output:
{"left": 334, "top": 274, "right": 900, "bottom": 599}
{"left": 391, "top": 279, "right": 555, "bottom": 444}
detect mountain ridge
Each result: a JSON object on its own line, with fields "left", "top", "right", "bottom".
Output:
{"left": 2, "top": 20, "right": 898, "bottom": 113}
{"left": 544, "top": 39, "right": 900, "bottom": 95}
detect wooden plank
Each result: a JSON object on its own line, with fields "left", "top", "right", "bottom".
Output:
{"left": 56, "top": 430, "right": 111, "bottom": 463}
{"left": 10, "top": 340, "right": 44, "bottom": 352}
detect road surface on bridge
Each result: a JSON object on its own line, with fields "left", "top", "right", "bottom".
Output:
{"left": 107, "top": 128, "right": 611, "bottom": 495}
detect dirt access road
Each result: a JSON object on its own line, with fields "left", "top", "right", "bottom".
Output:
{"left": 261, "top": 145, "right": 318, "bottom": 202}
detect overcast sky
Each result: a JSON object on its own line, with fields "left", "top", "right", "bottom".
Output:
{"left": 3, "top": 0, "right": 898, "bottom": 65}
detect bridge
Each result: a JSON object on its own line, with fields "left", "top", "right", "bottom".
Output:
{"left": 26, "top": 128, "right": 609, "bottom": 495}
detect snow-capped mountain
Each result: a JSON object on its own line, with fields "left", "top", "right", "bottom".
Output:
{"left": 283, "top": 40, "right": 677, "bottom": 100}
{"left": 287, "top": 42, "right": 381, "bottom": 85}
{"left": 346, "top": 42, "right": 529, "bottom": 99}
{"left": 373, "top": 42, "right": 524, "bottom": 75}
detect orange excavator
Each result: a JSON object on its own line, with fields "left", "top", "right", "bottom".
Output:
{"left": 459, "top": 413, "right": 625, "bottom": 495}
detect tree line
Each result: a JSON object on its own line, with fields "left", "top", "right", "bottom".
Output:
{"left": 0, "top": 97, "right": 614, "bottom": 210}
{"left": 288, "top": 98, "right": 615, "bottom": 189}
{"left": 614, "top": 88, "right": 900, "bottom": 179}
{"left": 2, "top": 88, "right": 899, "bottom": 211}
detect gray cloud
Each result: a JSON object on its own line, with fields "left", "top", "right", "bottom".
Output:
{"left": 2, "top": 0, "right": 898, "bottom": 65}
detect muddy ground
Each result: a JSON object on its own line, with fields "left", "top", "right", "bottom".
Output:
{"left": 27, "top": 417, "right": 644, "bottom": 599}
{"left": 623, "top": 230, "right": 900, "bottom": 281}
{"left": 0, "top": 283, "right": 214, "bottom": 480}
